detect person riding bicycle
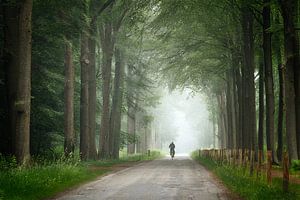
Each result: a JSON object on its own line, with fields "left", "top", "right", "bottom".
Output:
{"left": 169, "top": 142, "right": 175, "bottom": 159}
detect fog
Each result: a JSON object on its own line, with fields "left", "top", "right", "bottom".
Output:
{"left": 152, "top": 89, "right": 214, "bottom": 154}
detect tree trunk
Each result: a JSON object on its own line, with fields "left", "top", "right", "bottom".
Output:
{"left": 127, "top": 109, "right": 136, "bottom": 154}
{"left": 64, "top": 39, "right": 75, "bottom": 157}
{"left": 14, "top": 0, "right": 32, "bottom": 164}
{"left": 295, "top": 0, "right": 300, "bottom": 159}
{"left": 80, "top": 32, "right": 90, "bottom": 160}
{"left": 241, "top": 5, "right": 257, "bottom": 152}
{"left": 275, "top": 10, "right": 284, "bottom": 162}
{"left": 258, "top": 53, "right": 264, "bottom": 152}
{"left": 226, "top": 71, "right": 233, "bottom": 149}
{"left": 230, "top": 67, "right": 237, "bottom": 150}
{"left": 235, "top": 66, "right": 243, "bottom": 149}
{"left": 263, "top": 0, "right": 276, "bottom": 162}
{"left": 110, "top": 47, "right": 125, "bottom": 159}
{"left": 88, "top": 24, "right": 97, "bottom": 160}
{"left": 279, "top": 0, "right": 299, "bottom": 160}
{"left": 99, "top": 19, "right": 114, "bottom": 158}
{"left": 127, "top": 64, "right": 136, "bottom": 154}
{"left": 3, "top": 0, "right": 33, "bottom": 163}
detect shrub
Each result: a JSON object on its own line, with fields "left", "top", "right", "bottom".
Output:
{"left": 0, "top": 154, "right": 17, "bottom": 171}
{"left": 291, "top": 160, "right": 300, "bottom": 172}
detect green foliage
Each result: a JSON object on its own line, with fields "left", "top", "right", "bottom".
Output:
{"left": 291, "top": 160, "right": 300, "bottom": 172}
{"left": 0, "top": 161, "right": 91, "bottom": 200}
{"left": 119, "top": 131, "right": 138, "bottom": 150}
{"left": 0, "top": 151, "right": 162, "bottom": 200}
{"left": 191, "top": 151, "right": 300, "bottom": 200}
{"left": 29, "top": 0, "right": 84, "bottom": 157}
{"left": 0, "top": 154, "right": 17, "bottom": 171}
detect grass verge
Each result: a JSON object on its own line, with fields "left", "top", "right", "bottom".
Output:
{"left": 191, "top": 151, "right": 300, "bottom": 200}
{"left": 0, "top": 151, "right": 162, "bottom": 200}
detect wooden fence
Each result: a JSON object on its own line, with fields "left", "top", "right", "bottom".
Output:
{"left": 198, "top": 149, "right": 289, "bottom": 192}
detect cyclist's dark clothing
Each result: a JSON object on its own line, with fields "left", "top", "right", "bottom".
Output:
{"left": 169, "top": 142, "right": 175, "bottom": 150}
{"left": 169, "top": 142, "right": 175, "bottom": 152}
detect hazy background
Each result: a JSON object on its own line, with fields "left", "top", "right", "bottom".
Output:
{"left": 152, "top": 89, "right": 214, "bottom": 154}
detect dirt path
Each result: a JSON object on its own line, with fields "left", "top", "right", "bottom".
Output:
{"left": 53, "top": 156, "right": 238, "bottom": 200}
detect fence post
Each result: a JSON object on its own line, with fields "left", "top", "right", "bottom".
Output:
{"left": 239, "top": 149, "right": 243, "bottom": 167}
{"left": 283, "top": 151, "right": 289, "bottom": 192}
{"left": 267, "top": 151, "right": 272, "bottom": 184}
{"left": 250, "top": 150, "right": 255, "bottom": 176}
{"left": 257, "top": 150, "right": 262, "bottom": 178}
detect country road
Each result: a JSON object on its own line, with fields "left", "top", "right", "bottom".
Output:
{"left": 53, "top": 155, "right": 236, "bottom": 200}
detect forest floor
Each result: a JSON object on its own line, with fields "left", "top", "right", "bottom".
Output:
{"left": 53, "top": 155, "right": 239, "bottom": 200}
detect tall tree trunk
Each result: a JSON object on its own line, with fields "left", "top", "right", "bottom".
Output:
{"left": 230, "top": 67, "right": 237, "bottom": 150}
{"left": 279, "top": 0, "right": 299, "bottom": 160}
{"left": 88, "top": 24, "right": 97, "bottom": 160}
{"left": 258, "top": 53, "right": 264, "bottom": 152}
{"left": 293, "top": 0, "right": 300, "bottom": 159}
{"left": 99, "top": 19, "right": 114, "bottom": 158}
{"left": 235, "top": 66, "right": 243, "bottom": 149}
{"left": 127, "top": 64, "right": 136, "bottom": 154}
{"left": 226, "top": 71, "right": 233, "bottom": 149}
{"left": 212, "top": 113, "right": 216, "bottom": 148}
{"left": 110, "top": 48, "right": 125, "bottom": 159}
{"left": 80, "top": 32, "right": 90, "bottom": 160}
{"left": 14, "top": 0, "right": 32, "bottom": 164}
{"left": 274, "top": 10, "right": 284, "bottom": 162}
{"left": 3, "top": 0, "right": 33, "bottom": 163}
{"left": 64, "top": 39, "right": 75, "bottom": 156}
{"left": 241, "top": 5, "right": 257, "bottom": 152}
{"left": 127, "top": 109, "right": 136, "bottom": 154}
{"left": 263, "top": 0, "right": 276, "bottom": 162}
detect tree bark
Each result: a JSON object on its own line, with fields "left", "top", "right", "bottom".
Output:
{"left": 64, "top": 39, "right": 75, "bottom": 157}
{"left": 279, "top": 0, "right": 299, "bottom": 160}
{"left": 110, "top": 47, "right": 125, "bottom": 159}
{"left": 14, "top": 0, "right": 32, "bottom": 164}
{"left": 88, "top": 24, "right": 97, "bottom": 160}
{"left": 275, "top": 10, "right": 284, "bottom": 162}
{"left": 226, "top": 71, "right": 233, "bottom": 149}
{"left": 99, "top": 18, "right": 114, "bottom": 158}
{"left": 258, "top": 53, "right": 264, "bottom": 152}
{"left": 241, "top": 5, "right": 257, "bottom": 152}
{"left": 235, "top": 66, "right": 243, "bottom": 149}
{"left": 127, "top": 64, "right": 136, "bottom": 154}
{"left": 263, "top": 0, "right": 276, "bottom": 162}
{"left": 80, "top": 32, "right": 90, "bottom": 160}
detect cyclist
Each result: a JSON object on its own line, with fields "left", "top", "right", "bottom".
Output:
{"left": 169, "top": 142, "right": 175, "bottom": 160}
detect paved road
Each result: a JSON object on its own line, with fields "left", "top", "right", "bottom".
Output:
{"left": 54, "top": 155, "right": 235, "bottom": 200}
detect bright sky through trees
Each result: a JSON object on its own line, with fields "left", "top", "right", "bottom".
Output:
{"left": 153, "top": 89, "right": 212, "bottom": 153}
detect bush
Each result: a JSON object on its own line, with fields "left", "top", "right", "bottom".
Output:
{"left": 291, "top": 160, "right": 300, "bottom": 172}
{"left": 0, "top": 154, "right": 17, "bottom": 171}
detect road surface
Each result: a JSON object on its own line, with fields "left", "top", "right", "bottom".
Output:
{"left": 54, "top": 155, "right": 236, "bottom": 200}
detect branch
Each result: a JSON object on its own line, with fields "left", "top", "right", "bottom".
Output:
{"left": 90, "top": 0, "right": 115, "bottom": 26}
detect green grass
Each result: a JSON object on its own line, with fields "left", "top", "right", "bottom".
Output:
{"left": 0, "top": 151, "right": 162, "bottom": 200}
{"left": 191, "top": 151, "right": 300, "bottom": 200}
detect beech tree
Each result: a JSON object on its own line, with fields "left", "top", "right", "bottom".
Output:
{"left": 2, "top": 0, "right": 33, "bottom": 164}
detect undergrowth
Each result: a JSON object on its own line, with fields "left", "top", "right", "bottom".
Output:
{"left": 191, "top": 151, "right": 300, "bottom": 200}
{"left": 0, "top": 151, "right": 162, "bottom": 200}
